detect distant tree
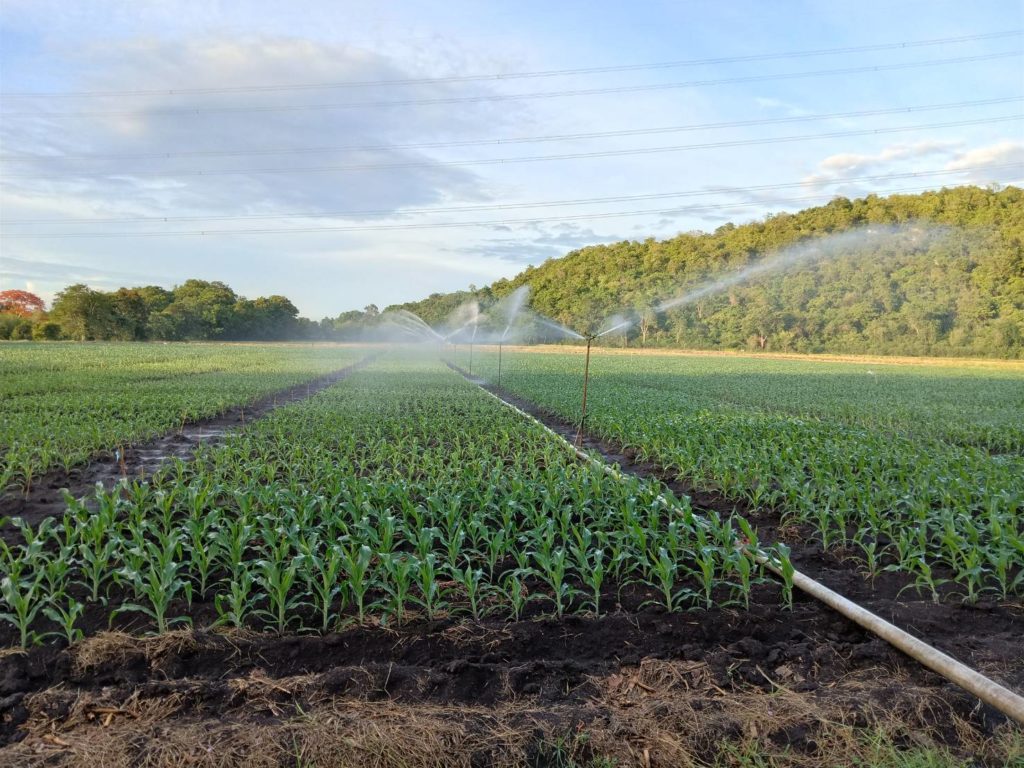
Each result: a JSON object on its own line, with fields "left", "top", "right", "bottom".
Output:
{"left": 168, "top": 279, "right": 239, "bottom": 339}
{"left": 32, "top": 321, "right": 63, "bottom": 340}
{"left": 0, "top": 289, "right": 45, "bottom": 317}
{"left": 110, "top": 288, "right": 152, "bottom": 340}
{"left": 637, "top": 308, "right": 656, "bottom": 346}
{"left": 50, "top": 284, "right": 117, "bottom": 340}
{"left": 232, "top": 295, "right": 299, "bottom": 340}
{"left": 0, "top": 314, "right": 21, "bottom": 339}
{"left": 11, "top": 320, "right": 33, "bottom": 340}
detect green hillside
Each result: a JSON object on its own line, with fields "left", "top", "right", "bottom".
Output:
{"left": 391, "top": 185, "right": 1024, "bottom": 357}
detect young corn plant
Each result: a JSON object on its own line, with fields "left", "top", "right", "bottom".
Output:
{"left": 115, "top": 531, "right": 192, "bottom": 634}
{"left": 692, "top": 534, "right": 720, "bottom": 609}
{"left": 775, "top": 543, "right": 796, "bottom": 609}
{"left": 75, "top": 519, "right": 122, "bottom": 603}
{"left": 43, "top": 593, "right": 85, "bottom": 645}
{"left": 0, "top": 562, "right": 48, "bottom": 648}
{"left": 296, "top": 539, "right": 347, "bottom": 632}
{"left": 415, "top": 553, "right": 446, "bottom": 621}
{"left": 532, "top": 546, "right": 577, "bottom": 618}
{"left": 644, "top": 547, "right": 694, "bottom": 612}
{"left": 214, "top": 568, "right": 257, "bottom": 629}
{"left": 447, "top": 563, "right": 489, "bottom": 620}
{"left": 184, "top": 507, "right": 222, "bottom": 601}
{"left": 340, "top": 541, "right": 374, "bottom": 624}
{"left": 254, "top": 555, "right": 302, "bottom": 633}
{"left": 380, "top": 552, "right": 416, "bottom": 625}
{"left": 569, "top": 535, "right": 606, "bottom": 616}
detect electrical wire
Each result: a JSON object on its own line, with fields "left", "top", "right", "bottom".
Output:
{"left": 3, "top": 178, "right": 1020, "bottom": 239}
{"left": 3, "top": 96, "right": 1019, "bottom": 162}
{"left": 3, "top": 114, "right": 1020, "bottom": 180}
{"left": 3, "top": 164, "right": 1018, "bottom": 226}
{"left": 4, "top": 31, "right": 1020, "bottom": 98}
{"left": 3, "top": 50, "right": 1019, "bottom": 118}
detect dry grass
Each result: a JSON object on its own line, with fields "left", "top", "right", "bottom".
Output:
{"left": 70, "top": 630, "right": 201, "bottom": 674}
{"left": 7, "top": 655, "right": 1021, "bottom": 768}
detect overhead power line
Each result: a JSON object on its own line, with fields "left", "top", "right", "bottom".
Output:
{"left": 1, "top": 30, "right": 1019, "bottom": 98}
{"left": 0, "top": 184, "right": 997, "bottom": 238}
{"left": 3, "top": 164, "right": 1018, "bottom": 226}
{"left": 3, "top": 96, "right": 1019, "bottom": 162}
{"left": 2, "top": 171, "right": 1019, "bottom": 239}
{"left": 3, "top": 50, "right": 1019, "bottom": 118}
{"left": 3, "top": 115, "right": 1021, "bottom": 180}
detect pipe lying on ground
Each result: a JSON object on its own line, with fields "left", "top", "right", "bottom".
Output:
{"left": 466, "top": 372, "right": 1024, "bottom": 726}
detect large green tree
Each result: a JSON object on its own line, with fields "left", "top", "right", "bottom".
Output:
{"left": 50, "top": 284, "right": 117, "bottom": 341}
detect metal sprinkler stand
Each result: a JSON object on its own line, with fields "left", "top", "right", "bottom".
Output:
{"left": 574, "top": 334, "right": 595, "bottom": 447}
{"left": 497, "top": 341, "right": 503, "bottom": 388}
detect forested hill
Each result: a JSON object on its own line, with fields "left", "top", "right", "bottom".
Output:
{"left": 392, "top": 186, "right": 1024, "bottom": 358}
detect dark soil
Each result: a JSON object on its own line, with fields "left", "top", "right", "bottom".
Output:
{"left": 0, "top": 582, "right": 1011, "bottom": 752}
{"left": 0, "top": 354, "right": 378, "bottom": 536}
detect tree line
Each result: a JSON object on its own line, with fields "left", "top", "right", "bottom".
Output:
{"left": 393, "top": 185, "right": 1024, "bottom": 358}
{"left": 0, "top": 281, "right": 352, "bottom": 342}
{"left": 4, "top": 185, "right": 1021, "bottom": 355}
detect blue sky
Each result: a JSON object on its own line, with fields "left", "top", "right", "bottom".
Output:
{"left": 1, "top": 0, "right": 1022, "bottom": 317}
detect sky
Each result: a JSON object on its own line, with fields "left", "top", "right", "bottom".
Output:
{"left": 1, "top": 0, "right": 1022, "bottom": 318}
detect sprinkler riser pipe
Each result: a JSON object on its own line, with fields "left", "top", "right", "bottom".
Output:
{"left": 576, "top": 337, "right": 593, "bottom": 447}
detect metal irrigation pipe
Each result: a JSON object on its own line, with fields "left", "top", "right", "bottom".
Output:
{"left": 574, "top": 334, "right": 594, "bottom": 447}
{"left": 470, "top": 381, "right": 1024, "bottom": 726}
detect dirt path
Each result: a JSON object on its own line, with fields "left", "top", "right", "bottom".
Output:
{"left": 1, "top": 354, "right": 379, "bottom": 534}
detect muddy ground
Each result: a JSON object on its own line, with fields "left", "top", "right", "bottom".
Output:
{"left": 0, "top": 359, "right": 1020, "bottom": 766}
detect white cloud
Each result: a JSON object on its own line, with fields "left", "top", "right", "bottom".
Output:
{"left": 813, "top": 140, "right": 961, "bottom": 177}
{"left": 945, "top": 140, "right": 1024, "bottom": 182}
{"left": 0, "top": 36, "right": 509, "bottom": 221}
{"left": 799, "top": 138, "right": 1024, "bottom": 192}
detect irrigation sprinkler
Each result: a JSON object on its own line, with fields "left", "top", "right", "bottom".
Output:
{"left": 497, "top": 340, "right": 503, "bottom": 388}
{"left": 574, "top": 333, "right": 595, "bottom": 447}
{"left": 570, "top": 319, "right": 633, "bottom": 446}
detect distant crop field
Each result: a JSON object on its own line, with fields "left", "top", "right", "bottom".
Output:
{"left": 463, "top": 345, "right": 1024, "bottom": 600}
{"left": 0, "top": 342, "right": 364, "bottom": 494}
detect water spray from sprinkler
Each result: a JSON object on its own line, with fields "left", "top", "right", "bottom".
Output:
{"left": 568, "top": 223, "right": 953, "bottom": 446}
{"left": 493, "top": 286, "right": 532, "bottom": 388}
{"left": 469, "top": 321, "right": 478, "bottom": 376}
{"left": 595, "top": 318, "right": 633, "bottom": 339}
{"left": 534, "top": 317, "right": 585, "bottom": 340}
{"left": 380, "top": 309, "right": 445, "bottom": 343}
{"left": 443, "top": 300, "right": 483, "bottom": 375}
{"left": 653, "top": 224, "right": 944, "bottom": 315}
